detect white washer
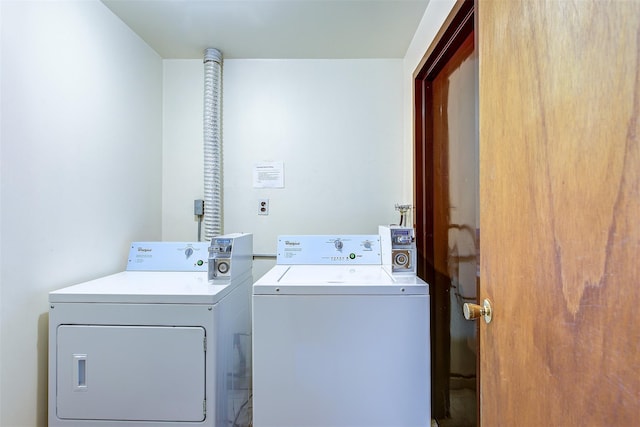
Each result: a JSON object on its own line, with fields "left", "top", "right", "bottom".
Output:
{"left": 48, "top": 234, "right": 253, "bottom": 427}
{"left": 252, "top": 234, "right": 430, "bottom": 427}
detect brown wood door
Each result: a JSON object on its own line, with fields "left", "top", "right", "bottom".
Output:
{"left": 478, "top": 1, "right": 640, "bottom": 425}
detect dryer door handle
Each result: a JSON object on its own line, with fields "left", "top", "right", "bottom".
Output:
{"left": 73, "top": 354, "right": 88, "bottom": 391}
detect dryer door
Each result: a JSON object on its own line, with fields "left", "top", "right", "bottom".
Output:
{"left": 55, "top": 325, "right": 206, "bottom": 422}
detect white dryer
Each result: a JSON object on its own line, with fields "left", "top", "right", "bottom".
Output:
{"left": 252, "top": 233, "right": 430, "bottom": 427}
{"left": 48, "top": 234, "right": 253, "bottom": 427}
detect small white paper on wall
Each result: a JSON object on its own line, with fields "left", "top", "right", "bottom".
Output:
{"left": 253, "top": 161, "right": 284, "bottom": 188}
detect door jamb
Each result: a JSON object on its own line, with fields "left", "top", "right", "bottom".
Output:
{"left": 412, "top": 0, "right": 476, "bottom": 421}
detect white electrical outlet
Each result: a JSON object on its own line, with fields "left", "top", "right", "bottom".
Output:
{"left": 258, "top": 199, "right": 269, "bottom": 215}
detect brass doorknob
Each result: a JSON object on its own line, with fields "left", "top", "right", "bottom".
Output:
{"left": 463, "top": 299, "right": 493, "bottom": 324}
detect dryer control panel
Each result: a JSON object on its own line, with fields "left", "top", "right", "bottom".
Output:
{"left": 126, "top": 242, "right": 209, "bottom": 271}
{"left": 277, "top": 235, "right": 381, "bottom": 265}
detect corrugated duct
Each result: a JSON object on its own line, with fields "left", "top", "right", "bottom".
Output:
{"left": 203, "top": 48, "right": 223, "bottom": 239}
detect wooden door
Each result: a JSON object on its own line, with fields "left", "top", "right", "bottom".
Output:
{"left": 478, "top": 1, "right": 640, "bottom": 425}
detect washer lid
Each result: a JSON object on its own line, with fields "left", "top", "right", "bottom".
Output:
{"left": 253, "top": 265, "right": 428, "bottom": 295}
{"left": 49, "top": 271, "right": 246, "bottom": 304}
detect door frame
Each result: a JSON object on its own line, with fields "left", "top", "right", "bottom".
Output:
{"left": 413, "top": 0, "right": 476, "bottom": 422}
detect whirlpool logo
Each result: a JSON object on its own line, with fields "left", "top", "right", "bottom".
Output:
{"left": 284, "top": 241, "right": 300, "bottom": 246}
{"left": 137, "top": 247, "right": 152, "bottom": 252}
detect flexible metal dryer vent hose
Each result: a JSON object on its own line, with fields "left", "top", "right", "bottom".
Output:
{"left": 203, "top": 48, "right": 223, "bottom": 240}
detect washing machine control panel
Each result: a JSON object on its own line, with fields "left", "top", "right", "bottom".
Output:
{"left": 379, "top": 225, "right": 417, "bottom": 275}
{"left": 126, "top": 242, "right": 210, "bottom": 271}
{"left": 277, "top": 235, "right": 381, "bottom": 265}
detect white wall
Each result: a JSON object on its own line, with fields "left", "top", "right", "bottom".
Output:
{"left": 163, "top": 59, "right": 405, "bottom": 278}
{"left": 161, "top": 1, "right": 459, "bottom": 281}
{"left": 0, "top": 2, "right": 4, "bottom": 423}
{"left": 0, "top": 1, "right": 163, "bottom": 426}
{"left": 401, "top": 0, "right": 458, "bottom": 205}
{"left": 162, "top": 60, "right": 205, "bottom": 241}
